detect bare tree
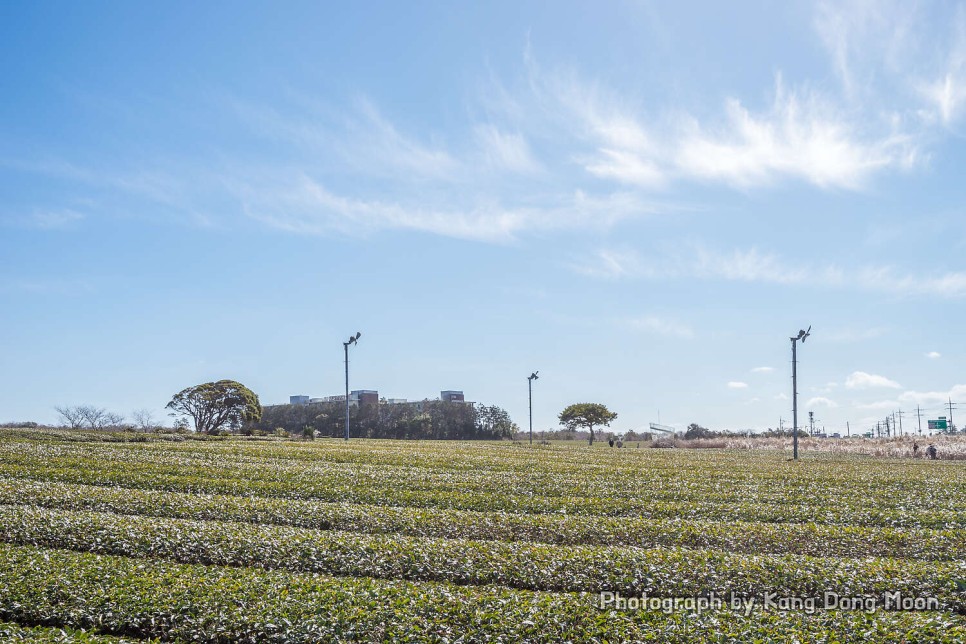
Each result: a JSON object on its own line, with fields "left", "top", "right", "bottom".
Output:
{"left": 132, "top": 409, "right": 156, "bottom": 431}
{"left": 103, "top": 412, "right": 126, "bottom": 428}
{"left": 54, "top": 405, "right": 86, "bottom": 429}
{"left": 77, "top": 405, "right": 108, "bottom": 429}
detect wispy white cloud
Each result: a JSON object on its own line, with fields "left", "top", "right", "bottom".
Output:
{"left": 845, "top": 371, "right": 902, "bottom": 389}
{"left": 675, "top": 77, "right": 917, "bottom": 189}
{"left": 528, "top": 54, "right": 917, "bottom": 190}
{"left": 921, "top": 69, "right": 966, "bottom": 125}
{"left": 239, "top": 175, "right": 655, "bottom": 243}
{"left": 811, "top": 382, "right": 840, "bottom": 395}
{"left": 574, "top": 244, "right": 809, "bottom": 284}
{"left": 523, "top": 53, "right": 670, "bottom": 189}
{"left": 727, "top": 381, "right": 749, "bottom": 389}
{"left": 10, "top": 15, "right": 966, "bottom": 250}
{"left": 473, "top": 124, "right": 542, "bottom": 174}
{"left": 806, "top": 396, "right": 839, "bottom": 408}
{"left": 815, "top": 0, "right": 966, "bottom": 127}
{"left": 690, "top": 246, "right": 813, "bottom": 284}
{"left": 349, "top": 100, "right": 461, "bottom": 181}
{"left": 5, "top": 209, "right": 85, "bottom": 230}
{"left": 926, "top": 351, "right": 942, "bottom": 359}
{"left": 912, "top": 9, "right": 966, "bottom": 125}
{"left": 585, "top": 147, "right": 665, "bottom": 187}
{"left": 628, "top": 315, "right": 693, "bottom": 338}
{"left": 574, "top": 244, "right": 966, "bottom": 298}
{"left": 571, "top": 247, "right": 652, "bottom": 279}
{"left": 751, "top": 366, "right": 774, "bottom": 373}
{"left": 898, "top": 384, "right": 966, "bottom": 406}
{"left": 814, "top": 0, "right": 921, "bottom": 97}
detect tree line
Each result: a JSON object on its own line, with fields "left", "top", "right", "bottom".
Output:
{"left": 257, "top": 399, "right": 517, "bottom": 440}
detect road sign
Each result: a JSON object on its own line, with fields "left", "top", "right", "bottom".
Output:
{"left": 928, "top": 419, "right": 948, "bottom": 430}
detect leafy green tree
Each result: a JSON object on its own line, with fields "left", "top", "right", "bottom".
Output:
{"left": 684, "top": 423, "right": 715, "bottom": 440}
{"left": 257, "top": 399, "right": 516, "bottom": 440}
{"left": 558, "top": 403, "right": 617, "bottom": 445}
{"left": 475, "top": 404, "right": 518, "bottom": 439}
{"left": 166, "top": 380, "right": 262, "bottom": 434}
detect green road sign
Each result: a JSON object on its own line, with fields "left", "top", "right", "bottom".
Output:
{"left": 928, "top": 419, "right": 948, "bottom": 430}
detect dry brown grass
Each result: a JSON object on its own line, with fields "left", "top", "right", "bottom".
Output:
{"left": 659, "top": 434, "right": 966, "bottom": 459}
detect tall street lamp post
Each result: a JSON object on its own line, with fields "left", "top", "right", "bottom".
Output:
{"left": 528, "top": 371, "right": 539, "bottom": 445}
{"left": 790, "top": 326, "right": 811, "bottom": 460}
{"left": 343, "top": 332, "right": 361, "bottom": 441}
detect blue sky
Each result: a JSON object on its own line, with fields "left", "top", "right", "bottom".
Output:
{"left": 3, "top": 1, "right": 966, "bottom": 435}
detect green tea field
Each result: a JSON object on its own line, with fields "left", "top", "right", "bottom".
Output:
{"left": 0, "top": 431, "right": 963, "bottom": 642}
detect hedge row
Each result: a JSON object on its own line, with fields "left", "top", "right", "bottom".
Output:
{"left": 0, "top": 479, "right": 963, "bottom": 560}
{"left": 1, "top": 437, "right": 959, "bottom": 512}
{"left": 2, "top": 505, "right": 964, "bottom": 610}
{"left": 1, "top": 544, "right": 964, "bottom": 643}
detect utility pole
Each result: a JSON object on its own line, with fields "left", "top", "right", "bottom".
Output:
{"left": 885, "top": 416, "right": 891, "bottom": 438}
{"left": 948, "top": 397, "right": 957, "bottom": 432}
{"left": 809, "top": 411, "right": 815, "bottom": 436}
{"left": 916, "top": 406, "right": 922, "bottom": 436}
{"left": 896, "top": 409, "right": 904, "bottom": 436}
{"left": 790, "top": 326, "right": 811, "bottom": 460}
{"left": 876, "top": 421, "right": 881, "bottom": 438}
{"left": 846, "top": 421, "right": 850, "bottom": 438}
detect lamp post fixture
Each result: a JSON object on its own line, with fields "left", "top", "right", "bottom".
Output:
{"left": 528, "top": 371, "right": 539, "bottom": 445}
{"left": 790, "top": 326, "right": 811, "bottom": 460}
{"left": 343, "top": 331, "right": 361, "bottom": 441}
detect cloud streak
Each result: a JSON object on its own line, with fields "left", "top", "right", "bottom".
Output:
{"left": 239, "top": 175, "right": 658, "bottom": 243}
{"left": 674, "top": 78, "right": 916, "bottom": 189}
{"left": 846, "top": 371, "right": 902, "bottom": 390}
{"left": 806, "top": 396, "right": 839, "bottom": 408}
{"left": 574, "top": 244, "right": 966, "bottom": 298}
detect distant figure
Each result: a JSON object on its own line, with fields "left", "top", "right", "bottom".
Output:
{"left": 616, "top": 439, "right": 623, "bottom": 448}
{"left": 608, "top": 438, "right": 614, "bottom": 448}
{"left": 913, "top": 441, "right": 920, "bottom": 457}
{"left": 926, "top": 443, "right": 938, "bottom": 460}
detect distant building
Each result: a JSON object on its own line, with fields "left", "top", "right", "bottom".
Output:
{"left": 284, "top": 389, "right": 463, "bottom": 408}
{"left": 351, "top": 390, "right": 379, "bottom": 406}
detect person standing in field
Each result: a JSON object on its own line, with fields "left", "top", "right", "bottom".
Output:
{"left": 926, "top": 443, "right": 938, "bottom": 460}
